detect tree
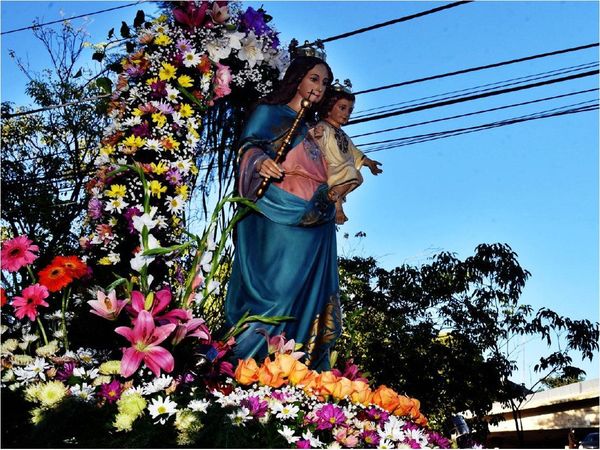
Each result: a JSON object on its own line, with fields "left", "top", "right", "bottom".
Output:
{"left": 1, "top": 20, "right": 108, "bottom": 257}
{"left": 335, "top": 243, "right": 599, "bottom": 443}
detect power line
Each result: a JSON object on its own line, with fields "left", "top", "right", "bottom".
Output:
{"left": 2, "top": 94, "right": 111, "bottom": 119}
{"left": 353, "top": 42, "right": 599, "bottom": 96}
{"left": 350, "top": 88, "right": 599, "bottom": 139}
{"left": 353, "top": 61, "right": 598, "bottom": 117}
{"left": 360, "top": 102, "right": 598, "bottom": 153}
{"left": 1, "top": 1, "right": 143, "bottom": 35}
{"left": 301, "top": 1, "right": 472, "bottom": 47}
{"left": 347, "top": 70, "right": 599, "bottom": 126}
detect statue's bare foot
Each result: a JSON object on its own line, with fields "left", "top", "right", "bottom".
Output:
{"left": 335, "top": 208, "right": 348, "bottom": 225}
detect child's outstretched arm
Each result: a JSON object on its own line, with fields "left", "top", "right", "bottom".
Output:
{"left": 363, "top": 157, "right": 383, "bottom": 175}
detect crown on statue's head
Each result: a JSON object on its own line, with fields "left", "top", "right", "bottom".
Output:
{"left": 332, "top": 78, "right": 353, "bottom": 94}
{"left": 288, "top": 38, "right": 327, "bottom": 61}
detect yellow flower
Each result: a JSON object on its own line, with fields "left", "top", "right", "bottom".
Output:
{"left": 154, "top": 33, "right": 172, "bottom": 46}
{"left": 159, "top": 62, "right": 177, "bottom": 81}
{"left": 187, "top": 125, "right": 199, "bottom": 140}
{"left": 99, "top": 360, "right": 122, "bottom": 375}
{"left": 177, "top": 75, "right": 193, "bottom": 88}
{"left": 100, "top": 145, "right": 115, "bottom": 156}
{"left": 30, "top": 407, "right": 45, "bottom": 425}
{"left": 25, "top": 383, "right": 42, "bottom": 402}
{"left": 1, "top": 338, "right": 18, "bottom": 353}
{"left": 149, "top": 180, "right": 167, "bottom": 198}
{"left": 113, "top": 412, "right": 135, "bottom": 432}
{"left": 151, "top": 161, "right": 169, "bottom": 175}
{"left": 152, "top": 112, "right": 167, "bottom": 129}
{"left": 176, "top": 185, "right": 189, "bottom": 200}
{"left": 11, "top": 354, "right": 34, "bottom": 365}
{"left": 161, "top": 136, "right": 180, "bottom": 152}
{"left": 36, "top": 340, "right": 59, "bottom": 357}
{"left": 154, "top": 14, "right": 168, "bottom": 23}
{"left": 93, "top": 375, "right": 112, "bottom": 386}
{"left": 145, "top": 77, "right": 158, "bottom": 86}
{"left": 117, "top": 392, "right": 147, "bottom": 417}
{"left": 98, "top": 257, "right": 113, "bottom": 266}
{"left": 105, "top": 184, "right": 127, "bottom": 199}
{"left": 191, "top": 164, "right": 199, "bottom": 175}
{"left": 132, "top": 107, "right": 145, "bottom": 117}
{"left": 37, "top": 381, "right": 68, "bottom": 407}
{"left": 172, "top": 216, "right": 181, "bottom": 226}
{"left": 122, "top": 135, "right": 145, "bottom": 149}
{"left": 179, "top": 103, "right": 193, "bottom": 118}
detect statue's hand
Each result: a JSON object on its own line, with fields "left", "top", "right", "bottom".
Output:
{"left": 258, "top": 157, "right": 284, "bottom": 180}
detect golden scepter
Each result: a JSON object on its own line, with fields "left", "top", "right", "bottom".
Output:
{"left": 256, "top": 94, "right": 314, "bottom": 199}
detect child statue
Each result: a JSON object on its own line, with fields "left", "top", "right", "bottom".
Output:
{"left": 313, "top": 80, "right": 383, "bottom": 224}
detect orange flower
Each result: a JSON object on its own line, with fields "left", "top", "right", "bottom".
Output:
{"left": 371, "top": 385, "right": 401, "bottom": 413}
{"left": 197, "top": 55, "right": 211, "bottom": 73}
{"left": 38, "top": 263, "right": 73, "bottom": 293}
{"left": 314, "top": 370, "right": 339, "bottom": 396}
{"left": 288, "top": 361, "right": 311, "bottom": 385}
{"left": 415, "top": 413, "right": 428, "bottom": 426}
{"left": 331, "top": 376, "right": 354, "bottom": 400}
{"left": 234, "top": 358, "right": 259, "bottom": 385}
{"left": 52, "top": 256, "right": 88, "bottom": 279}
{"left": 393, "top": 395, "right": 419, "bottom": 418}
{"left": 257, "top": 357, "right": 286, "bottom": 388}
{"left": 350, "top": 380, "right": 372, "bottom": 405}
{"left": 273, "top": 353, "right": 298, "bottom": 378}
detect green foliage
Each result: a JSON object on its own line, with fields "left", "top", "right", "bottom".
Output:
{"left": 335, "top": 243, "right": 599, "bottom": 439}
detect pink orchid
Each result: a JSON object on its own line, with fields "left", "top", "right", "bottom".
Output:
{"left": 208, "top": 2, "right": 229, "bottom": 24}
{"left": 115, "top": 310, "right": 176, "bottom": 378}
{"left": 172, "top": 2, "right": 209, "bottom": 29}
{"left": 126, "top": 288, "right": 172, "bottom": 319}
{"left": 331, "top": 358, "right": 369, "bottom": 382}
{"left": 88, "top": 290, "right": 128, "bottom": 320}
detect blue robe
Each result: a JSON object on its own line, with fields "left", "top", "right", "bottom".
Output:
{"left": 225, "top": 104, "right": 341, "bottom": 371}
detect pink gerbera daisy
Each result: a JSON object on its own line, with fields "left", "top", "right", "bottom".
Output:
{"left": 12, "top": 284, "right": 50, "bottom": 321}
{"left": 1, "top": 235, "right": 39, "bottom": 272}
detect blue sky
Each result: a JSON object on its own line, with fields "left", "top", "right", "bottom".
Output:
{"left": 2, "top": 1, "right": 598, "bottom": 384}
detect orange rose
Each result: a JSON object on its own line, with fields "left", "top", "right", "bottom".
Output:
{"left": 257, "top": 357, "right": 286, "bottom": 388}
{"left": 331, "top": 376, "right": 354, "bottom": 400}
{"left": 316, "top": 370, "right": 339, "bottom": 396}
{"left": 350, "top": 380, "right": 372, "bottom": 405}
{"left": 393, "top": 395, "right": 417, "bottom": 417}
{"left": 234, "top": 358, "right": 259, "bottom": 385}
{"left": 371, "top": 385, "right": 401, "bottom": 413}
{"left": 273, "top": 353, "right": 298, "bottom": 378}
{"left": 415, "top": 413, "right": 428, "bottom": 426}
{"left": 288, "top": 361, "right": 310, "bottom": 385}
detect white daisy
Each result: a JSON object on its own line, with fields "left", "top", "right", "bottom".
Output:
{"left": 148, "top": 396, "right": 178, "bottom": 425}
{"left": 70, "top": 383, "right": 95, "bottom": 402}
{"left": 188, "top": 399, "right": 210, "bottom": 413}
{"left": 105, "top": 198, "right": 129, "bottom": 214}
{"left": 272, "top": 402, "right": 300, "bottom": 420}
{"left": 166, "top": 195, "right": 184, "bottom": 214}
{"left": 182, "top": 50, "right": 202, "bottom": 68}
{"left": 278, "top": 425, "right": 299, "bottom": 444}
{"left": 228, "top": 407, "right": 251, "bottom": 427}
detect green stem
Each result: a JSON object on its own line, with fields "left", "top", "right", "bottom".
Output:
{"left": 26, "top": 266, "right": 37, "bottom": 284}
{"left": 61, "top": 287, "right": 71, "bottom": 351}
{"left": 36, "top": 317, "right": 49, "bottom": 346}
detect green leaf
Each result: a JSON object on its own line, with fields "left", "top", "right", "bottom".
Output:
{"left": 120, "top": 21, "right": 131, "bottom": 38}
{"left": 133, "top": 10, "right": 145, "bottom": 28}
{"left": 96, "top": 77, "right": 113, "bottom": 94}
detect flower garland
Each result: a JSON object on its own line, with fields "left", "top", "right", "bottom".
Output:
{"left": 81, "top": 1, "right": 288, "bottom": 289}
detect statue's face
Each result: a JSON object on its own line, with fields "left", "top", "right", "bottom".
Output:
{"left": 327, "top": 98, "right": 355, "bottom": 128}
{"left": 297, "top": 64, "right": 330, "bottom": 103}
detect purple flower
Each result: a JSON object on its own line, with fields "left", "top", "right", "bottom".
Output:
{"left": 241, "top": 396, "right": 268, "bottom": 418}
{"left": 403, "top": 421, "right": 419, "bottom": 431}
{"left": 176, "top": 38, "right": 192, "bottom": 53}
{"left": 176, "top": 372, "right": 197, "bottom": 385}
{"left": 315, "top": 404, "right": 346, "bottom": 430}
{"left": 296, "top": 440, "right": 311, "bottom": 449}
{"left": 240, "top": 7, "right": 270, "bottom": 36}
{"left": 124, "top": 207, "right": 142, "bottom": 234}
{"left": 154, "top": 102, "right": 175, "bottom": 115}
{"left": 132, "top": 122, "right": 150, "bottom": 138}
{"left": 361, "top": 430, "right": 380, "bottom": 447}
{"left": 150, "top": 80, "right": 167, "bottom": 99}
{"left": 88, "top": 198, "right": 103, "bottom": 220}
{"left": 56, "top": 362, "right": 76, "bottom": 381}
{"left": 428, "top": 432, "right": 451, "bottom": 449}
{"left": 172, "top": 52, "right": 184, "bottom": 68}
{"left": 366, "top": 406, "right": 389, "bottom": 423}
{"left": 99, "top": 380, "right": 123, "bottom": 403}
{"left": 406, "top": 438, "right": 421, "bottom": 449}
{"left": 126, "top": 65, "right": 146, "bottom": 79}
{"left": 165, "top": 168, "right": 182, "bottom": 186}
{"left": 271, "top": 390, "right": 287, "bottom": 402}
{"left": 268, "top": 31, "right": 280, "bottom": 49}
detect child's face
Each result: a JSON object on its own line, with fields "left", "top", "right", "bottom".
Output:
{"left": 327, "top": 98, "right": 355, "bottom": 127}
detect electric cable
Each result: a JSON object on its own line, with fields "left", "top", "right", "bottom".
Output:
{"left": 354, "top": 43, "right": 599, "bottom": 96}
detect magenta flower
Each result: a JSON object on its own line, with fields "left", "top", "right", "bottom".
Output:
{"left": 296, "top": 440, "right": 311, "bottom": 449}
{"left": 99, "top": 379, "right": 123, "bottom": 403}
{"left": 126, "top": 288, "right": 172, "bottom": 319}
{"left": 165, "top": 168, "right": 182, "bottom": 186}
{"left": 315, "top": 404, "right": 347, "bottom": 430}
{"left": 241, "top": 396, "right": 268, "bottom": 418}
{"left": 88, "top": 290, "right": 128, "bottom": 321}
{"left": 87, "top": 198, "right": 104, "bottom": 220}
{"left": 12, "top": 284, "right": 49, "bottom": 321}
{"left": 115, "top": 310, "right": 176, "bottom": 378}
{"left": 176, "top": 38, "right": 192, "bottom": 53}
{"left": 331, "top": 358, "right": 368, "bottom": 382}
{"left": 56, "top": 362, "right": 76, "bottom": 381}
{"left": 1, "top": 235, "right": 39, "bottom": 272}
{"left": 172, "top": 2, "right": 209, "bottom": 29}
{"left": 361, "top": 430, "right": 380, "bottom": 447}
{"left": 365, "top": 406, "right": 389, "bottom": 423}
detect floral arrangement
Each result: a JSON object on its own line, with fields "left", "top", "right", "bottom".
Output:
{"left": 82, "top": 1, "right": 288, "bottom": 288}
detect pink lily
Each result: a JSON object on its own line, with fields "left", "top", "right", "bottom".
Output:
{"left": 172, "top": 2, "right": 209, "bottom": 29}
{"left": 88, "top": 290, "right": 128, "bottom": 320}
{"left": 256, "top": 329, "right": 305, "bottom": 359}
{"left": 115, "top": 310, "right": 176, "bottom": 378}
{"left": 154, "top": 308, "right": 211, "bottom": 346}
{"left": 126, "top": 288, "right": 172, "bottom": 319}
{"left": 208, "top": 2, "right": 229, "bottom": 24}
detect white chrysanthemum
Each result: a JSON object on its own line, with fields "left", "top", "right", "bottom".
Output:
{"left": 272, "top": 402, "right": 300, "bottom": 420}
{"left": 25, "top": 357, "right": 50, "bottom": 381}
{"left": 105, "top": 198, "right": 129, "bottom": 213}
{"left": 228, "top": 407, "right": 251, "bottom": 427}
{"left": 182, "top": 50, "right": 202, "bottom": 67}
{"left": 76, "top": 348, "right": 98, "bottom": 365}
{"left": 206, "top": 37, "right": 231, "bottom": 61}
{"left": 379, "top": 419, "right": 405, "bottom": 442}
{"left": 188, "top": 399, "right": 210, "bottom": 413}
{"left": 302, "top": 430, "right": 324, "bottom": 448}
{"left": 165, "top": 85, "right": 180, "bottom": 102}
{"left": 144, "top": 138, "right": 162, "bottom": 152}
{"left": 13, "top": 366, "right": 37, "bottom": 383}
{"left": 142, "top": 375, "right": 173, "bottom": 395}
{"left": 278, "top": 425, "right": 299, "bottom": 444}
{"left": 148, "top": 396, "right": 178, "bottom": 425}
{"left": 122, "top": 116, "right": 142, "bottom": 127}
{"left": 73, "top": 367, "right": 99, "bottom": 380}
{"left": 70, "top": 383, "right": 95, "bottom": 402}
{"left": 166, "top": 195, "right": 184, "bottom": 214}
{"left": 21, "top": 333, "right": 39, "bottom": 344}
{"left": 378, "top": 439, "right": 394, "bottom": 449}
{"left": 404, "top": 427, "right": 428, "bottom": 446}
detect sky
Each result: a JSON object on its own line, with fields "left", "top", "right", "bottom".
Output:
{"left": 1, "top": 1, "right": 598, "bottom": 385}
